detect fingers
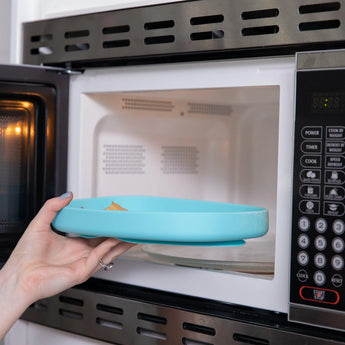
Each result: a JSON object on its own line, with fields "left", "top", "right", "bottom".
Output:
{"left": 30, "top": 192, "right": 73, "bottom": 230}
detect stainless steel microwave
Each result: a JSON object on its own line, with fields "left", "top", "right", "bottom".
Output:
{"left": 4, "top": 0, "right": 345, "bottom": 344}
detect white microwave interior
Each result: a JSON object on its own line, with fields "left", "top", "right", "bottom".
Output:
{"left": 82, "top": 85, "right": 279, "bottom": 276}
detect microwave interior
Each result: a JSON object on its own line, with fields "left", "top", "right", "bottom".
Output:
{"left": 81, "top": 85, "right": 280, "bottom": 276}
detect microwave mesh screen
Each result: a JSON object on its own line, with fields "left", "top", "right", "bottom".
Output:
{"left": 22, "top": 0, "right": 345, "bottom": 67}
{"left": 0, "top": 104, "right": 29, "bottom": 229}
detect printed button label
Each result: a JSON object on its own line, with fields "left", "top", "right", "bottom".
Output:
{"left": 297, "top": 269, "right": 309, "bottom": 283}
{"left": 326, "top": 141, "right": 345, "bottom": 154}
{"left": 300, "top": 185, "right": 320, "bottom": 199}
{"left": 325, "top": 170, "right": 345, "bottom": 185}
{"left": 325, "top": 156, "right": 345, "bottom": 169}
{"left": 327, "top": 126, "right": 345, "bottom": 140}
{"left": 332, "top": 274, "right": 343, "bottom": 288}
{"left": 299, "top": 200, "right": 320, "bottom": 215}
{"left": 300, "top": 169, "right": 321, "bottom": 184}
{"left": 302, "top": 126, "right": 323, "bottom": 139}
{"left": 324, "top": 202, "right": 345, "bottom": 217}
{"left": 301, "top": 155, "right": 321, "bottom": 168}
{"left": 301, "top": 141, "right": 322, "bottom": 154}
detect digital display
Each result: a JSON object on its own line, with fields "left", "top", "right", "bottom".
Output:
{"left": 312, "top": 92, "right": 345, "bottom": 113}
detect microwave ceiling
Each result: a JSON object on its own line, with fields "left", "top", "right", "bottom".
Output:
{"left": 22, "top": 0, "right": 345, "bottom": 68}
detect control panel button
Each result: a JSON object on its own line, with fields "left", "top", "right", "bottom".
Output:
{"left": 324, "top": 186, "right": 345, "bottom": 201}
{"left": 297, "top": 251, "right": 309, "bottom": 266}
{"left": 314, "top": 235, "right": 327, "bottom": 251}
{"left": 331, "top": 255, "right": 344, "bottom": 271}
{"left": 301, "top": 141, "right": 322, "bottom": 154}
{"left": 298, "top": 234, "right": 310, "bottom": 249}
{"left": 333, "top": 219, "right": 345, "bottom": 235}
{"left": 299, "top": 185, "right": 321, "bottom": 199}
{"left": 331, "top": 274, "right": 343, "bottom": 288}
{"left": 314, "top": 253, "right": 326, "bottom": 268}
{"left": 314, "top": 271, "right": 326, "bottom": 286}
{"left": 300, "top": 169, "right": 321, "bottom": 184}
{"left": 297, "top": 269, "right": 309, "bottom": 283}
{"left": 325, "top": 170, "right": 345, "bottom": 185}
{"left": 326, "top": 126, "right": 345, "bottom": 140}
{"left": 298, "top": 217, "right": 310, "bottom": 231}
{"left": 302, "top": 126, "right": 322, "bottom": 139}
{"left": 301, "top": 155, "right": 321, "bottom": 168}
{"left": 326, "top": 141, "right": 345, "bottom": 154}
{"left": 300, "top": 286, "right": 340, "bottom": 304}
{"left": 332, "top": 237, "right": 345, "bottom": 253}
{"left": 325, "top": 156, "right": 345, "bottom": 169}
{"left": 315, "top": 218, "right": 327, "bottom": 233}
{"left": 299, "top": 200, "right": 320, "bottom": 215}
{"left": 324, "top": 202, "right": 345, "bottom": 216}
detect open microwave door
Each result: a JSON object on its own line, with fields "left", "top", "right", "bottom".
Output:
{"left": 0, "top": 64, "right": 69, "bottom": 263}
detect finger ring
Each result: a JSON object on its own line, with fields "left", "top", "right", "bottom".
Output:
{"left": 99, "top": 258, "right": 114, "bottom": 271}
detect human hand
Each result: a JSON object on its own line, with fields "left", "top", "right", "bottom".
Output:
{"left": 0, "top": 192, "right": 135, "bottom": 338}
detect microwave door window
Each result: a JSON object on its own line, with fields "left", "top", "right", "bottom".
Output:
{"left": 0, "top": 101, "right": 33, "bottom": 260}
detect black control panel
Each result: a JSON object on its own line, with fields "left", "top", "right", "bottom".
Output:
{"left": 290, "top": 69, "right": 345, "bottom": 313}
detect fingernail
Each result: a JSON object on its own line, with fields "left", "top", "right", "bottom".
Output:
{"left": 59, "top": 192, "right": 71, "bottom": 200}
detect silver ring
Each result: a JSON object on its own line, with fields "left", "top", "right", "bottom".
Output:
{"left": 99, "top": 258, "right": 114, "bottom": 271}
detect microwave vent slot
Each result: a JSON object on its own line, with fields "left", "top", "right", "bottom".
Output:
{"left": 299, "top": 19, "right": 340, "bottom": 31}
{"left": 137, "top": 327, "right": 167, "bottom": 340}
{"left": 137, "top": 312, "right": 167, "bottom": 325}
{"left": 190, "top": 15, "right": 224, "bottom": 26}
{"left": 59, "top": 308, "right": 83, "bottom": 320}
{"left": 96, "top": 303, "right": 124, "bottom": 315}
{"left": 103, "top": 25, "right": 130, "bottom": 35}
{"left": 59, "top": 295, "right": 84, "bottom": 306}
{"left": 145, "top": 20, "right": 175, "bottom": 30}
{"left": 161, "top": 146, "right": 199, "bottom": 175}
{"left": 29, "top": 302, "right": 48, "bottom": 311}
{"left": 103, "top": 40, "right": 130, "bottom": 49}
{"left": 102, "top": 144, "right": 146, "bottom": 175}
{"left": 299, "top": 2, "right": 341, "bottom": 14}
{"left": 96, "top": 317, "right": 123, "bottom": 330}
{"left": 65, "top": 29, "right": 89, "bottom": 39}
{"left": 183, "top": 322, "right": 216, "bottom": 336}
{"left": 182, "top": 338, "right": 213, "bottom": 345}
{"left": 145, "top": 35, "right": 175, "bottom": 45}
{"left": 187, "top": 102, "right": 232, "bottom": 116}
{"left": 241, "top": 9, "right": 279, "bottom": 20}
{"left": 242, "top": 25, "right": 279, "bottom": 37}
{"left": 122, "top": 98, "right": 174, "bottom": 112}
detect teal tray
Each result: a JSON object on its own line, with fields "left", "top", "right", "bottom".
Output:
{"left": 51, "top": 196, "right": 268, "bottom": 246}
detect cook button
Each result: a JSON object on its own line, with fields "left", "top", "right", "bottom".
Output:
{"left": 302, "top": 126, "right": 322, "bottom": 139}
{"left": 300, "top": 155, "right": 321, "bottom": 168}
{"left": 299, "top": 286, "right": 340, "bottom": 304}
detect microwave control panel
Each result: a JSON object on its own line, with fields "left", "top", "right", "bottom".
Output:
{"left": 290, "top": 68, "right": 345, "bottom": 329}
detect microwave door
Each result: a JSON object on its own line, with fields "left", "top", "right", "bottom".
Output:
{"left": 0, "top": 64, "right": 69, "bottom": 263}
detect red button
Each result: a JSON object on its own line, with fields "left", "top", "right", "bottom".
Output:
{"left": 299, "top": 286, "right": 340, "bottom": 305}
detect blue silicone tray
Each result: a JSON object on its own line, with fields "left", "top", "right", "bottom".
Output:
{"left": 51, "top": 196, "right": 268, "bottom": 246}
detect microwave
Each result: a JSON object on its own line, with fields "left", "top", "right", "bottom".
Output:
{"left": 4, "top": 0, "right": 345, "bottom": 344}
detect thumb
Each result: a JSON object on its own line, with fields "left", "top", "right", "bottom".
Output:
{"left": 30, "top": 192, "right": 73, "bottom": 230}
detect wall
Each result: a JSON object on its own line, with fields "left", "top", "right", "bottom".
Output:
{"left": 0, "top": 0, "right": 11, "bottom": 63}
